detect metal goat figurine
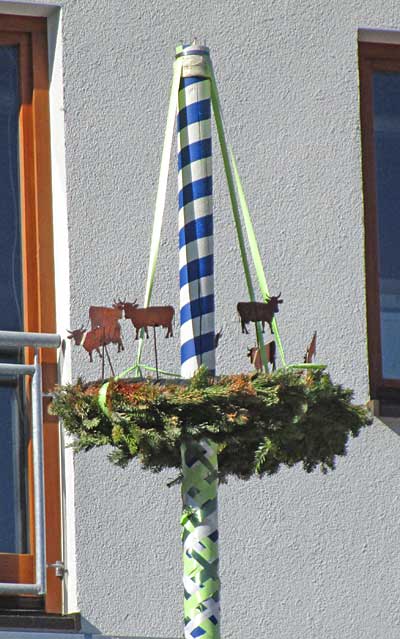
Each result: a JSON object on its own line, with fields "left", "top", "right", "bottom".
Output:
{"left": 237, "top": 294, "right": 283, "bottom": 335}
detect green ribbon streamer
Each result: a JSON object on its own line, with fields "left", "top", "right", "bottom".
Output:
{"left": 210, "top": 65, "right": 324, "bottom": 371}
{"left": 98, "top": 59, "right": 183, "bottom": 417}
{"left": 209, "top": 64, "right": 270, "bottom": 372}
{"left": 289, "top": 363, "right": 326, "bottom": 370}
{"left": 229, "top": 150, "right": 286, "bottom": 366}
{"left": 97, "top": 381, "right": 110, "bottom": 417}
{"left": 135, "top": 57, "right": 183, "bottom": 370}
{"left": 97, "top": 364, "right": 138, "bottom": 418}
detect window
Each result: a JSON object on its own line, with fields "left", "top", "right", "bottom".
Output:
{"left": 0, "top": 15, "right": 61, "bottom": 613}
{"left": 359, "top": 41, "right": 400, "bottom": 401}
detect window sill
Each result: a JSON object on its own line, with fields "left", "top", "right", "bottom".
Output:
{"left": 0, "top": 611, "right": 81, "bottom": 632}
{"left": 368, "top": 397, "right": 400, "bottom": 418}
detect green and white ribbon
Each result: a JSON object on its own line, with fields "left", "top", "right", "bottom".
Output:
{"left": 181, "top": 439, "right": 220, "bottom": 639}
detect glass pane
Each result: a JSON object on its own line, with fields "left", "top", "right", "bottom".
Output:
{"left": 373, "top": 72, "right": 400, "bottom": 379}
{"left": 0, "top": 46, "right": 23, "bottom": 331}
{"left": 0, "top": 45, "right": 28, "bottom": 553}
{"left": 0, "top": 383, "right": 28, "bottom": 553}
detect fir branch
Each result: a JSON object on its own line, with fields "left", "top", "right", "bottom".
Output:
{"left": 50, "top": 366, "right": 372, "bottom": 482}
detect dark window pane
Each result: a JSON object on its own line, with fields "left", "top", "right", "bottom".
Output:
{"left": 373, "top": 72, "right": 400, "bottom": 378}
{"left": 0, "top": 46, "right": 27, "bottom": 553}
{"left": 0, "top": 383, "right": 28, "bottom": 553}
{"left": 0, "top": 46, "right": 22, "bottom": 332}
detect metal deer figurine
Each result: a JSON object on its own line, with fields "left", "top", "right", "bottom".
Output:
{"left": 237, "top": 294, "right": 283, "bottom": 335}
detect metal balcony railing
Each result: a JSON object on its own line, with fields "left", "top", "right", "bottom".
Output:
{"left": 0, "top": 330, "right": 61, "bottom": 596}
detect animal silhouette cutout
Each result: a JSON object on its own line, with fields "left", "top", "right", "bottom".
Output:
{"left": 237, "top": 294, "right": 283, "bottom": 335}
{"left": 304, "top": 331, "right": 317, "bottom": 363}
{"left": 67, "top": 323, "right": 124, "bottom": 362}
{"left": 247, "top": 341, "right": 276, "bottom": 371}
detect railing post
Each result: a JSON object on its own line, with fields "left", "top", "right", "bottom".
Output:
{"left": 32, "top": 348, "right": 46, "bottom": 594}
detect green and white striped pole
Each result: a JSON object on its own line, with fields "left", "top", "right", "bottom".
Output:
{"left": 177, "top": 43, "right": 220, "bottom": 639}
{"left": 181, "top": 441, "right": 220, "bottom": 639}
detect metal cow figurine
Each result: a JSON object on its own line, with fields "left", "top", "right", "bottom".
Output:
{"left": 247, "top": 340, "right": 276, "bottom": 371}
{"left": 89, "top": 299, "right": 125, "bottom": 330}
{"left": 67, "top": 322, "right": 124, "bottom": 362}
{"left": 123, "top": 301, "right": 175, "bottom": 339}
{"left": 237, "top": 294, "right": 283, "bottom": 335}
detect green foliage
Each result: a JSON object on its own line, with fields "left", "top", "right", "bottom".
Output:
{"left": 50, "top": 367, "right": 372, "bottom": 482}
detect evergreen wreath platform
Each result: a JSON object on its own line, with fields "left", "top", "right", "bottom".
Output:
{"left": 50, "top": 366, "right": 371, "bottom": 482}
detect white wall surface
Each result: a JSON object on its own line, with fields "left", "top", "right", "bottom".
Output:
{"left": 14, "top": 0, "right": 400, "bottom": 637}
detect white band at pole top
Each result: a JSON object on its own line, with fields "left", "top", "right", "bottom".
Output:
{"left": 176, "top": 43, "right": 210, "bottom": 78}
{"left": 176, "top": 43, "right": 210, "bottom": 56}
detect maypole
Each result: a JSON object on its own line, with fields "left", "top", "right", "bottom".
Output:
{"left": 177, "top": 43, "right": 220, "bottom": 639}
{"left": 52, "top": 39, "right": 374, "bottom": 639}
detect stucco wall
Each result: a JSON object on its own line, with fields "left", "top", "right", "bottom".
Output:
{"left": 22, "top": 0, "right": 400, "bottom": 636}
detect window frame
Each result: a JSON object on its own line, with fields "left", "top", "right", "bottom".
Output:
{"left": 0, "top": 14, "right": 61, "bottom": 614}
{"left": 359, "top": 41, "right": 400, "bottom": 400}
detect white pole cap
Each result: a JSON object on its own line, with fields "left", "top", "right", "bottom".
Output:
{"left": 175, "top": 41, "right": 211, "bottom": 78}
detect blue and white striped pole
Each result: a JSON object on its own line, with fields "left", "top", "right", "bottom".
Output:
{"left": 177, "top": 44, "right": 215, "bottom": 378}
{"left": 177, "top": 44, "right": 220, "bottom": 639}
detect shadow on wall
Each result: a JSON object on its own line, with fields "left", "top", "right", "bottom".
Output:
{"left": 385, "top": 419, "right": 400, "bottom": 436}
{"left": 368, "top": 399, "right": 400, "bottom": 435}
{"left": 91, "top": 636, "right": 180, "bottom": 639}
{"left": 82, "top": 620, "right": 179, "bottom": 639}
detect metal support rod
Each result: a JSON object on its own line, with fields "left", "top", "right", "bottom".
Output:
{"left": 0, "top": 583, "right": 44, "bottom": 595}
{"left": 101, "top": 341, "right": 105, "bottom": 380}
{"left": 0, "top": 363, "right": 35, "bottom": 376}
{"left": 153, "top": 326, "right": 159, "bottom": 380}
{"left": 0, "top": 330, "right": 61, "bottom": 349}
{"left": 104, "top": 345, "right": 115, "bottom": 377}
